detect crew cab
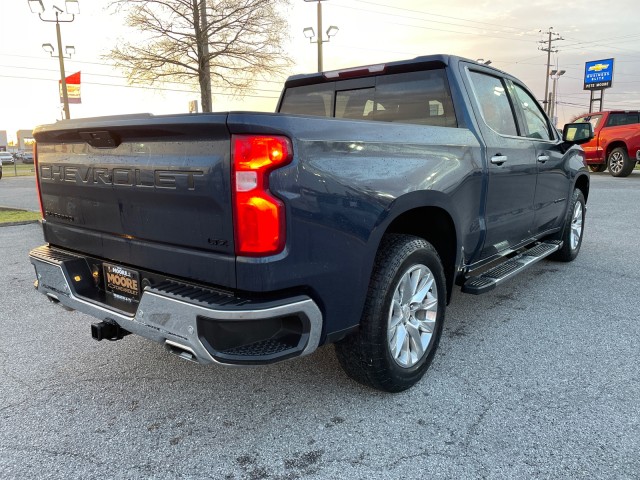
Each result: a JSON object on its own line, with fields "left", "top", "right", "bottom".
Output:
{"left": 29, "top": 55, "right": 592, "bottom": 392}
{"left": 572, "top": 110, "right": 640, "bottom": 176}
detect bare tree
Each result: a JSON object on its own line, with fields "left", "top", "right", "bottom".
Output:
{"left": 107, "top": 0, "right": 292, "bottom": 112}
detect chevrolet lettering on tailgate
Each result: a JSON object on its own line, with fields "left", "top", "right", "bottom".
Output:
{"left": 39, "top": 164, "right": 204, "bottom": 190}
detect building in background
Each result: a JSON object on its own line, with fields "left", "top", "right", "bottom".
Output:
{"left": 0, "top": 130, "right": 7, "bottom": 151}
{"left": 16, "top": 130, "right": 35, "bottom": 151}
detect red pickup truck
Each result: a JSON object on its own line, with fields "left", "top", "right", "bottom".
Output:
{"left": 572, "top": 111, "right": 640, "bottom": 177}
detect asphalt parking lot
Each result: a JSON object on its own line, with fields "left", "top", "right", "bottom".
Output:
{"left": 0, "top": 172, "right": 638, "bottom": 479}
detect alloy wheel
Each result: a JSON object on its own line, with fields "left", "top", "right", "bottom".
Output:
{"left": 387, "top": 264, "right": 438, "bottom": 368}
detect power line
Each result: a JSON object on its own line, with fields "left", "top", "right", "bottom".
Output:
{"left": 343, "top": 0, "right": 539, "bottom": 34}
{"left": 557, "top": 101, "right": 588, "bottom": 108}
{"left": 333, "top": 44, "right": 422, "bottom": 57}
{"left": 0, "top": 52, "right": 289, "bottom": 86}
{"left": 561, "top": 92, "right": 640, "bottom": 96}
{"left": 0, "top": 74, "right": 280, "bottom": 99}
{"left": 562, "top": 33, "right": 640, "bottom": 49}
{"left": 342, "top": 4, "right": 640, "bottom": 54}
{"left": 0, "top": 63, "right": 284, "bottom": 94}
{"left": 330, "top": 2, "right": 537, "bottom": 44}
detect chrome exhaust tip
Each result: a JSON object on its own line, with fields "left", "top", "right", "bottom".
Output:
{"left": 165, "top": 340, "right": 198, "bottom": 363}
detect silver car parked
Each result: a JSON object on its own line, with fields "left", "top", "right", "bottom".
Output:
{"left": 0, "top": 151, "right": 14, "bottom": 165}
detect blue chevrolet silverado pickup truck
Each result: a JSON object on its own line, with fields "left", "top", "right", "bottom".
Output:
{"left": 29, "top": 55, "right": 593, "bottom": 392}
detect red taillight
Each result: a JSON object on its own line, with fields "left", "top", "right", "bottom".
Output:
{"left": 33, "top": 142, "right": 44, "bottom": 218}
{"left": 232, "top": 135, "right": 292, "bottom": 256}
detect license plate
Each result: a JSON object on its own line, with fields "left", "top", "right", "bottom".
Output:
{"left": 103, "top": 263, "right": 141, "bottom": 302}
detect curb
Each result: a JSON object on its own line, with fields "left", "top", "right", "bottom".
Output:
{"left": 0, "top": 220, "right": 40, "bottom": 227}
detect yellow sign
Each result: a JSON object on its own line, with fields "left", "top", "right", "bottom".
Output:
{"left": 588, "top": 63, "right": 610, "bottom": 72}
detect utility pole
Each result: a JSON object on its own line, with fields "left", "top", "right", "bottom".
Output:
{"left": 29, "top": 1, "right": 79, "bottom": 120}
{"left": 538, "top": 27, "right": 563, "bottom": 115}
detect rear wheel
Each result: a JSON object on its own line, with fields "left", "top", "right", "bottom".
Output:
{"left": 608, "top": 147, "right": 635, "bottom": 177}
{"left": 550, "top": 189, "right": 585, "bottom": 262}
{"left": 335, "top": 234, "right": 446, "bottom": 392}
{"left": 588, "top": 164, "right": 606, "bottom": 173}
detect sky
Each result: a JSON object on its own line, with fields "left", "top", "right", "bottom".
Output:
{"left": 1, "top": 0, "right": 639, "bottom": 143}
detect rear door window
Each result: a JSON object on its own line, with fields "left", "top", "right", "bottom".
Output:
{"left": 468, "top": 71, "right": 518, "bottom": 136}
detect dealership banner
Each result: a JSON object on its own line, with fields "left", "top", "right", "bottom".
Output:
{"left": 59, "top": 71, "right": 81, "bottom": 104}
{"left": 584, "top": 59, "right": 614, "bottom": 90}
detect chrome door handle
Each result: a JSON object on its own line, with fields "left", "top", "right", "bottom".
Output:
{"left": 537, "top": 155, "right": 550, "bottom": 163}
{"left": 491, "top": 155, "right": 508, "bottom": 165}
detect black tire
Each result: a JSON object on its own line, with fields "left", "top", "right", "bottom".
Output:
{"left": 607, "top": 147, "right": 635, "bottom": 177}
{"left": 550, "top": 189, "right": 585, "bottom": 262}
{"left": 588, "top": 164, "right": 607, "bottom": 173}
{"left": 335, "top": 234, "right": 446, "bottom": 392}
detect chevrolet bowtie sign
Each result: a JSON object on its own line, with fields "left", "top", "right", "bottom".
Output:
{"left": 584, "top": 59, "right": 614, "bottom": 90}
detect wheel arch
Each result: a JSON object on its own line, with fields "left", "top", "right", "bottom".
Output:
{"left": 606, "top": 140, "right": 628, "bottom": 158}
{"left": 376, "top": 197, "right": 459, "bottom": 304}
{"left": 574, "top": 173, "right": 590, "bottom": 203}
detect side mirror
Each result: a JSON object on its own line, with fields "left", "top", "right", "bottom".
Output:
{"left": 562, "top": 122, "right": 594, "bottom": 145}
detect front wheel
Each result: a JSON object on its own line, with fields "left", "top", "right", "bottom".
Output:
{"left": 335, "top": 234, "right": 446, "bottom": 392}
{"left": 550, "top": 189, "right": 585, "bottom": 262}
{"left": 608, "top": 147, "right": 635, "bottom": 177}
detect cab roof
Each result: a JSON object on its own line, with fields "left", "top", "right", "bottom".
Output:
{"left": 283, "top": 54, "right": 510, "bottom": 89}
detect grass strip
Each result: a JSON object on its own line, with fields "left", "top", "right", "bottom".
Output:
{"left": 0, "top": 207, "right": 41, "bottom": 225}
{"left": 1, "top": 164, "right": 36, "bottom": 177}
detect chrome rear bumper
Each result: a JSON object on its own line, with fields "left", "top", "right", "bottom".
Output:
{"left": 29, "top": 245, "right": 323, "bottom": 365}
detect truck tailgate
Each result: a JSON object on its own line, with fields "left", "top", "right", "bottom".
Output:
{"left": 33, "top": 114, "right": 236, "bottom": 288}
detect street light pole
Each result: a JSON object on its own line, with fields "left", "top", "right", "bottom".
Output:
{"left": 304, "top": 0, "right": 337, "bottom": 73}
{"left": 549, "top": 69, "right": 565, "bottom": 126}
{"left": 28, "top": 0, "right": 78, "bottom": 120}
{"left": 316, "top": 0, "right": 323, "bottom": 72}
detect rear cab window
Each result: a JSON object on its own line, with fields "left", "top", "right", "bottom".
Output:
{"left": 279, "top": 68, "right": 458, "bottom": 128}
{"left": 279, "top": 84, "right": 333, "bottom": 117}
{"left": 605, "top": 112, "right": 640, "bottom": 127}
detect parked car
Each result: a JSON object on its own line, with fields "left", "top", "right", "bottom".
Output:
{"left": 0, "top": 151, "right": 14, "bottom": 165}
{"left": 572, "top": 110, "right": 640, "bottom": 176}
{"left": 21, "top": 152, "right": 34, "bottom": 164}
